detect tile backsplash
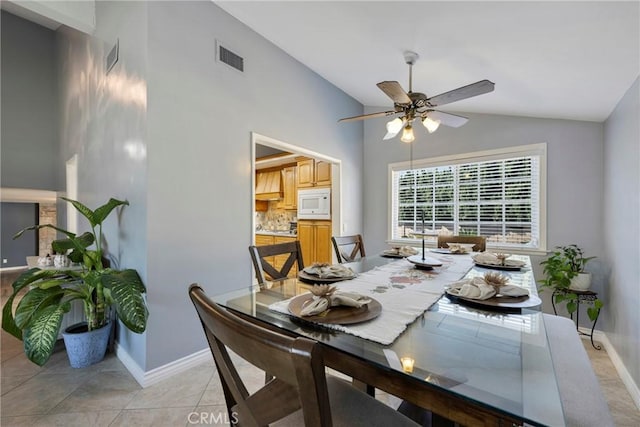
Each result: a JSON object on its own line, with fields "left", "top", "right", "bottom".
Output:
{"left": 255, "top": 202, "right": 296, "bottom": 231}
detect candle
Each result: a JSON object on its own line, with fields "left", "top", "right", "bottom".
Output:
{"left": 421, "top": 210, "right": 425, "bottom": 260}
{"left": 400, "top": 357, "right": 415, "bottom": 373}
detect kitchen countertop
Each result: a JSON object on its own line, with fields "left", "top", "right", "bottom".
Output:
{"left": 255, "top": 230, "right": 297, "bottom": 237}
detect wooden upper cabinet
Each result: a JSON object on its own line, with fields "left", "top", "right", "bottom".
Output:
{"left": 297, "top": 159, "right": 315, "bottom": 188}
{"left": 297, "top": 157, "right": 331, "bottom": 188}
{"left": 315, "top": 161, "right": 331, "bottom": 187}
{"left": 282, "top": 166, "right": 297, "bottom": 210}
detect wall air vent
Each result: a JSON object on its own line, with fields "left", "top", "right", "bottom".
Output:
{"left": 106, "top": 39, "right": 119, "bottom": 74}
{"left": 217, "top": 42, "right": 244, "bottom": 72}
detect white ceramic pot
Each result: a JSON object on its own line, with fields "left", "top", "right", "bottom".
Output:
{"left": 37, "top": 256, "right": 53, "bottom": 267}
{"left": 569, "top": 272, "right": 592, "bottom": 291}
{"left": 53, "top": 254, "right": 70, "bottom": 268}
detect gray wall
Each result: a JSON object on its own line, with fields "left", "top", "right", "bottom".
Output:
{"left": 145, "top": 1, "right": 363, "bottom": 370}
{"left": 56, "top": 1, "right": 148, "bottom": 367}
{"left": 0, "top": 202, "right": 38, "bottom": 267}
{"left": 603, "top": 77, "right": 639, "bottom": 387}
{"left": 8, "top": 0, "right": 362, "bottom": 373}
{"left": 363, "top": 110, "right": 605, "bottom": 319}
{"left": 1, "top": 11, "right": 59, "bottom": 190}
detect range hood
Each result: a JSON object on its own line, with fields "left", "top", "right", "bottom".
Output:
{"left": 255, "top": 170, "right": 282, "bottom": 200}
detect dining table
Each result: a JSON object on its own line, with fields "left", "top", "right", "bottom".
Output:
{"left": 211, "top": 251, "right": 566, "bottom": 427}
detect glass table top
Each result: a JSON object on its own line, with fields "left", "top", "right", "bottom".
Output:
{"left": 212, "top": 254, "right": 565, "bottom": 426}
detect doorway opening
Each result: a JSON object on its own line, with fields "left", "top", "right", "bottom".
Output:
{"left": 251, "top": 132, "right": 342, "bottom": 263}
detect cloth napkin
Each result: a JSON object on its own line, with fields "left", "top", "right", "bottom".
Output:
{"left": 472, "top": 252, "right": 526, "bottom": 267}
{"left": 302, "top": 263, "right": 356, "bottom": 279}
{"left": 383, "top": 246, "right": 418, "bottom": 257}
{"left": 446, "top": 242, "right": 475, "bottom": 254}
{"left": 448, "top": 276, "right": 529, "bottom": 300}
{"left": 300, "top": 291, "right": 372, "bottom": 316}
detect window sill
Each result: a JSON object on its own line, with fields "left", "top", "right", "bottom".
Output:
{"left": 386, "top": 239, "right": 548, "bottom": 257}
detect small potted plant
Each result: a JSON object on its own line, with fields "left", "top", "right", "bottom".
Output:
{"left": 2, "top": 197, "right": 148, "bottom": 367}
{"left": 539, "top": 244, "right": 602, "bottom": 321}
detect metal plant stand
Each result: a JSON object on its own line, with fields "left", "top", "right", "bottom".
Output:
{"left": 551, "top": 288, "right": 602, "bottom": 350}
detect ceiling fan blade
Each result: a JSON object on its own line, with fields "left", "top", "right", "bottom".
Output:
{"left": 338, "top": 110, "right": 398, "bottom": 123}
{"left": 427, "top": 80, "right": 495, "bottom": 107}
{"left": 377, "top": 81, "right": 412, "bottom": 105}
{"left": 427, "top": 110, "right": 469, "bottom": 128}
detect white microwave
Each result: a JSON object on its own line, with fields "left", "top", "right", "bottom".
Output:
{"left": 297, "top": 188, "right": 331, "bottom": 220}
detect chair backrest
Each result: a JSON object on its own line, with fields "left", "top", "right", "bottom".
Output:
{"left": 331, "top": 234, "right": 366, "bottom": 263}
{"left": 188, "top": 284, "right": 332, "bottom": 427}
{"left": 437, "top": 235, "right": 486, "bottom": 252}
{"left": 249, "top": 241, "right": 304, "bottom": 285}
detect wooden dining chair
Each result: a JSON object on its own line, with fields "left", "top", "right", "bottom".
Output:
{"left": 331, "top": 234, "right": 366, "bottom": 263}
{"left": 188, "top": 284, "right": 419, "bottom": 427}
{"left": 249, "top": 241, "right": 304, "bottom": 285}
{"left": 436, "top": 235, "right": 486, "bottom": 252}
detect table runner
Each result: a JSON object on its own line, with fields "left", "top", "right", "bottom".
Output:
{"left": 268, "top": 253, "right": 474, "bottom": 345}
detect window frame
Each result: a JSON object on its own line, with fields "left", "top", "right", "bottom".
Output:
{"left": 387, "top": 143, "right": 547, "bottom": 255}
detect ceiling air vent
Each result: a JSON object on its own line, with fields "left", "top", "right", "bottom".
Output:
{"left": 218, "top": 43, "right": 244, "bottom": 72}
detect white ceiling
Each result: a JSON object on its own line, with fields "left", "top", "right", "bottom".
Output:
{"left": 217, "top": 1, "right": 639, "bottom": 122}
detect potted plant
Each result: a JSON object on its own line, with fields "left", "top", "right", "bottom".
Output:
{"left": 539, "top": 244, "right": 602, "bottom": 321}
{"left": 2, "top": 197, "right": 148, "bottom": 367}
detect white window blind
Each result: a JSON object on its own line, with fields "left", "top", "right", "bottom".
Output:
{"left": 389, "top": 144, "right": 546, "bottom": 251}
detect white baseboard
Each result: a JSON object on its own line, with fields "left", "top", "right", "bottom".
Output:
{"left": 115, "top": 342, "right": 211, "bottom": 388}
{"left": 578, "top": 326, "right": 640, "bottom": 410}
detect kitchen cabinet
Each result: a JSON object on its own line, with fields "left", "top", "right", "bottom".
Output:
{"left": 277, "top": 166, "right": 297, "bottom": 210}
{"left": 255, "top": 200, "right": 268, "bottom": 211}
{"left": 297, "top": 220, "right": 332, "bottom": 264}
{"left": 297, "top": 158, "right": 331, "bottom": 188}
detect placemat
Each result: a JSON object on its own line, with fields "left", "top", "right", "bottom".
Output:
{"left": 269, "top": 255, "right": 474, "bottom": 345}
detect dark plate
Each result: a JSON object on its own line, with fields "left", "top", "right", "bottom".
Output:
{"left": 297, "top": 270, "right": 356, "bottom": 284}
{"left": 473, "top": 262, "right": 524, "bottom": 271}
{"left": 406, "top": 254, "right": 443, "bottom": 269}
{"left": 380, "top": 252, "right": 406, "bottom": 258}
{"left": 288, "top": 293, "right": 382, "bottom": 324}
{"left": 444, "top": 290, "right": 541, "bottom": 313}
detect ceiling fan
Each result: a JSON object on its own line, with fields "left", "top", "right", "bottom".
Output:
{"left": 339, "top": 51, "right": 495, "bottom": 143}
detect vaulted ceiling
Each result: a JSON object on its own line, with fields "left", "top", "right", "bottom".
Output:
{"left": 217, "top": 1, "right": 639, "bottom": 122}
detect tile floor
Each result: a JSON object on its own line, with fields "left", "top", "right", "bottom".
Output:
{"left": 2, "top": 327, "right": 639, "bottom": 426}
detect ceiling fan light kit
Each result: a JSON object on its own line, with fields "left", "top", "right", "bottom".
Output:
{"left": 339, "top": 50, "right": 495, "bottom": 143}
{"left": 400, "top": 124, "right": 415, "bottom": 143}
{"left": 422, "top": 116, "right": 441, "bottom": 133}
{"left": 384, "top": 117, "right": 404, "bottom": 140}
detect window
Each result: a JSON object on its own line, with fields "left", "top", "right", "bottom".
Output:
{"left": 389, "top": 144, "right": 546, "bottom": 252}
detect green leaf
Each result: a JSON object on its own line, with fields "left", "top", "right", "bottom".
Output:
{"left": 101, "top": 269, "right": 148, "bottom": 333}
{"left": 52, "top": 232, "right": 95, "bottom": 254}
{"left": 62, "top": 197, "right": 128, "bottom": 228}
{"left": 587, "top": 299, "right": 604, "bottom": 322}
{"left": 14, "top": 223, "right": 75, "bottom": 242}
{"left": 14, "top": 287, "right": 66, "bottom": 329}
{"left": 23, "top": 305, "right": 66, "bottom": 366}
{"left": 2, "top": 268, "right": 81, "bottom": 340}
{"left": 566, "top": 301, "right": 577, "bottom": 314}
{"left": 60, "top": 198, "right": 97, "bottom": 227}
{"left": 2, "top": 292, "right": 22, "bottom": 339}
